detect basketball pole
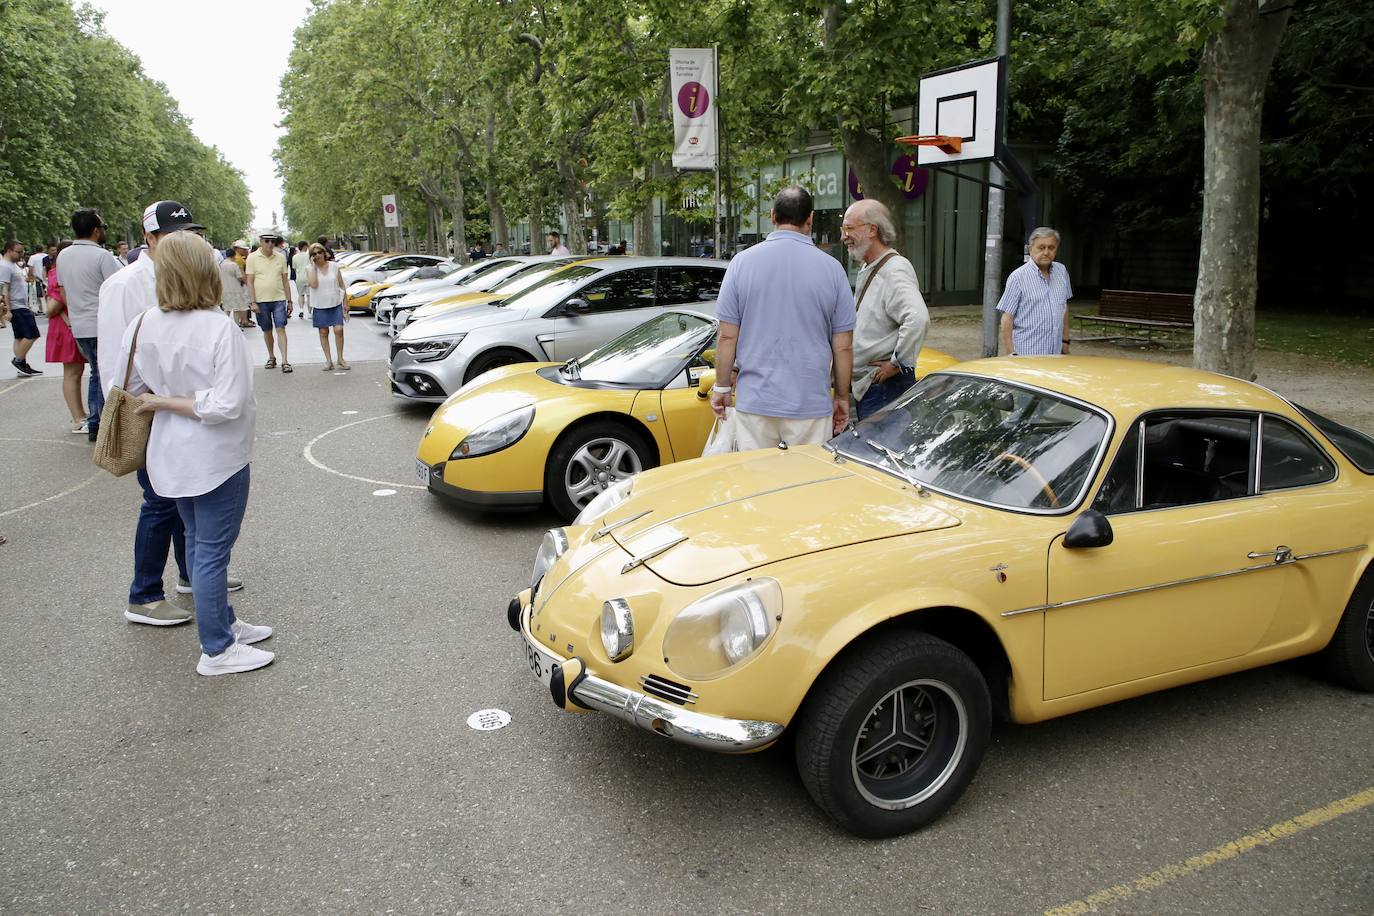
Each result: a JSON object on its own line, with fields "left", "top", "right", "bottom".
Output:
{"left": 980, "top": 0, "right": 1012, "bottom": 358}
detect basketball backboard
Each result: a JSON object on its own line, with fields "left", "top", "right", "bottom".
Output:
{"left": 912, "top": 57, "right": 1006, "bottom": 167}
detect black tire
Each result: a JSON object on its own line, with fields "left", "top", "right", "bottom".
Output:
{"left": 545, "top": 421, "right": 654, "bottom": 521}
{"left": 794, "top": 631, "right": 991, "bottom": 838}
{"left": 1317, "top": 564, "right": 1374, "bottom": 692}
{"left": 465, "top": 347, "right": 535, "bottom": 384}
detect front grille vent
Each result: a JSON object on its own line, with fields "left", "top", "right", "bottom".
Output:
{"left": 640, "top": 674, "right": 698, "bottom": 706}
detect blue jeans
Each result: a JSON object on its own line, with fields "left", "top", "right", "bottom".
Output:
{"left": 176, "top": 465, "right": 250, "bottom": 656}
{"left": 129, "top": 469, "right": 190, "bottom": 605}
{"left": 856, "top": 366, "right": 918, "bottom": 420}
{"left": 75, "top": 336, "right": 102, "bottom": 441}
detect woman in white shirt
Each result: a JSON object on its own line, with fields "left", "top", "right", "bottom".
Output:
{"left": 120, "top": 232, "right": 274, "bottom": 677}
{"left": 306, "top": 243, "right": 349, "bottom": 370}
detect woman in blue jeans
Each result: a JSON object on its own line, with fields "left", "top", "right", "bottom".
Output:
{"left": 119, "top": 231, "right": 274, "bottom": 676}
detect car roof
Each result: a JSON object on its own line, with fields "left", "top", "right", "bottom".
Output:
{"left": 948, "top": 356, "right": 1297, "bottom": 417}
{"left": 579, "top": 256, "right": 728, "bottom": 269}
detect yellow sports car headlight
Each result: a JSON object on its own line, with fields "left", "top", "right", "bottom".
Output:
{"left": 661, "top": 578, "right": 783, "bottom": 680}
{"left": 451, "top": 404, "right": 534, "bottom": 459}
{"left": 530, "top": 527, "right": 569, "bottom": 591}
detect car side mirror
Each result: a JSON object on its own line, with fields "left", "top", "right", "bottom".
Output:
{"left": 696, "top": 369, "right": 717, "bottom": 399}
{"left": 1063, "top": 509, "right": 1114, "bottom": 549}
{"left": 565, "top": 297, "right": 592, "bottom": 314}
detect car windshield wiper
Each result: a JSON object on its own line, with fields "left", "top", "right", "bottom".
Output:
{"left": 560, "top": 358, "right": 581, "bottom": 380}
{"left": 864, "top": 438, "right": 926, "bottom": 493}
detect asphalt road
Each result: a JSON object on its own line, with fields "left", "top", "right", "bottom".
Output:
{"left": 2, "top": 316, "right": 1371, "bottom": 914}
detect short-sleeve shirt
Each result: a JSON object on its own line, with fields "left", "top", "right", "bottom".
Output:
{"left": 57, "top": 239, "right": 122, "bottom": 337}
{"left": 997, "top": 259, "right": 1073, "bottom": 356}
{"left": 716, "top": 229, "right": 856, "bottom": 419}
{"left": 245, "top": 249, "right": 288, "bottom": 302}
{"left": 291, "top": 250, "right": 311, "bottom": 281}
{"left": 1, "top": 260, "right": 29, "bottom": 310}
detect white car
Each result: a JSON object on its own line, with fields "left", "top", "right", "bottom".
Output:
{"left": 341, "top": 253, "right": 453, "bottom": 287}
{"left": 389, "top": 256, "right": 580, "bottom": 337}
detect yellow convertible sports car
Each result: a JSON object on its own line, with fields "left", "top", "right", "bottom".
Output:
{"left": 416, "top": 308, "right": 959, "bottom": 519}
{"left": 509, "top": 357, "right": 1374, "bottom": 837}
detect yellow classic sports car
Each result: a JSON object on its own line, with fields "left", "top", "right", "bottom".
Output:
{"left": 509, "top": 356, "right": 1374, "bottom": 837}
{"left": 416, "top": 308, "right": 959, "bottom": 519}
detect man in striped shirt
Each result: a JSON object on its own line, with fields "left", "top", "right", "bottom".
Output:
{"left": 997, "top": 227, "right": 1073, "bottom": 356}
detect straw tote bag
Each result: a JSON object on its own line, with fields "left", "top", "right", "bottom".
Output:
{"left": 92, "top": 313, "right": 153, "bottom": 477}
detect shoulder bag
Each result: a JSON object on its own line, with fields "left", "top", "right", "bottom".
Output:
{"left": 92, "top": 312, "right": 153, "bottom": 477}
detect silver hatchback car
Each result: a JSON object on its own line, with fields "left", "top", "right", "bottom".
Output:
{"left": 388, "top": 257, "right": 726, "bottom": 402}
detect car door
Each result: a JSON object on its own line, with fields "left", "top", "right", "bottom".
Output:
{"left": 654, "top": 354, "right": 720, "bottom": 462}
{"left": 1044, "top": 412, "right": 1293, "bottom": 699}
{"left": 544, "top": 268, "right": 661, "bottom": 361}
{"left": 656, "top": 265, "right": 725, "bottom": 308}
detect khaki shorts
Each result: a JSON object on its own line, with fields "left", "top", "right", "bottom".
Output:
{"left": 733, "top": 411, "right": 831, "bottom": 451}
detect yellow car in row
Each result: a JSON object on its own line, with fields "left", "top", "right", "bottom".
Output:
{"left": 510, "top": 356, "right": 1374, "bottom": 837}
{"left": 416, "top": 308, "right": 959, "bottom": 519}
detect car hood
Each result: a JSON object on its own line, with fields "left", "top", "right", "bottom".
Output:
{"left": 397, "top": 301, "right": 524, "bottom": 341}
{"left": 424, "top": 363, "right": 560, "bottom": 441}
{"left": 384, "top": 277, "right": 454, "bottom": 300}
{"left": 606, "top": 448, "right": 961, "bottom": 586}
{"left": 411, "top": 291, "right": 504, "bottom": 321}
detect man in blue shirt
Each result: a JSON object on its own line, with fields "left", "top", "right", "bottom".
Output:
{"left": 710, "top": 186, "right": 855, "bottom": 449}
{"left": 998, "top": 227, "right": 1073, "bottom": 356}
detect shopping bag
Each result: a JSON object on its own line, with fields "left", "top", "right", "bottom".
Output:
{"left": 702, "top": 407, "right": 738, "bottom": 456}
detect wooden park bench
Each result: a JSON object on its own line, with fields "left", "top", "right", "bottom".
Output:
{"left": 1073, "top": 289, "right": 1194, "bottom": 345}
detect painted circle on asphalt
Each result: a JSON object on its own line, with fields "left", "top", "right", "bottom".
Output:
{"left": 373, "top": 488, "right": 396, "bottom": 497}
{"left": 302, "top": 413, "right": 425, "bottom": 491}
{"left": 467, "top": 709, "right": 512, "bottom": 731}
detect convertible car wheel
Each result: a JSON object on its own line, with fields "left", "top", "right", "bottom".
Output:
{"left": 795, "top": 632, "right": 990, "bottom": 838}
{"left": 1318, "top": 564, "right": 1374, "bottom": 692}
{"left": 546, "top": 421, "right": 652, "bottom": 520}
{"left": 465, "top": 347, "right": 534, "bottom": 384}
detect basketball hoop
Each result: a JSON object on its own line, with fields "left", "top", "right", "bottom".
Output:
{"left": 896, "top": 134, "right": 964, "bottom": 155}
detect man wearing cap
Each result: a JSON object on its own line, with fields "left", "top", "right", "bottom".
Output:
{"left": 245, "top": 233, "right": 294, "bottom": 371}
{"left": 97, "top": 200, "right": 242, "bottom": 627}
{"left": 59, "top": 209, "right": 122, "bottom": 435}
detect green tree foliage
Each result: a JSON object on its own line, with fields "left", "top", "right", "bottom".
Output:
{"left": 0, "top": 1, "right": 251, "bottom": 245}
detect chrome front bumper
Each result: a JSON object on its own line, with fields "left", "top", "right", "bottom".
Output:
{"left": 516, "top": 600, "right": 783, "bottom": 753}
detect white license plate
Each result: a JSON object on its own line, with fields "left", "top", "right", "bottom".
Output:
{"left": 525, "top": 640, "right": 555, "bottom": 689}
{"left": 416, "top": 459, "right": 430, "bottom": 484}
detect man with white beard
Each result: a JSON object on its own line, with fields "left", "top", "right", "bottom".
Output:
{"left": 841, "top": 199, "right": 929, "bottom": 420}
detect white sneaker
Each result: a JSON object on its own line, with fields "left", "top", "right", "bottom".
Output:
{"left": 196, "top": 641, "right": 274, "bottom": 676}
{"left": 231, "top": 619, "right": 272, "bottom": 644}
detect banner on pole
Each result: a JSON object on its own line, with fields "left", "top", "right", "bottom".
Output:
{"left": 381, "top": 194, "right": 399, "bottom": 228}
{"left": 669, "top": 48, "right": 717, "bottom": 170}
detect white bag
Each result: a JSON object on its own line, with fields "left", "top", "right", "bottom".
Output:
{"left": 701, "top": 407, "right": 738, "bottom": 456}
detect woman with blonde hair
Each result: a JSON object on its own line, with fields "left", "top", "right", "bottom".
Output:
{"left": 306, "top": 241, "right": 349, "bottom": 370}
{"left": 119, "top": 231, "right": 274, "bottom": 676}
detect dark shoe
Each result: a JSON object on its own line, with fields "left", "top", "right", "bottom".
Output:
{"left": 12, "top": 357, "right": 37, "bottom": 377}
{"left": 22, "top": 361, "right": 42, "bottom": 375}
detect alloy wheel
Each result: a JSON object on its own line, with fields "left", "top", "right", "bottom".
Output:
{"left": 564, "top": 437, "right": 642, "bottom": 509}
{"left": 850, "top": 678, "right": 967, "bottom": 811}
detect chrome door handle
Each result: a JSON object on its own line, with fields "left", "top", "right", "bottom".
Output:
{"left": 1247, "top": 546, "right": 1295, "bottom": 564}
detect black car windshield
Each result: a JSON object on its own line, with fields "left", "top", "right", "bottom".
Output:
{"left": 1296, "top": 404, "right": 1374, "bottom": 473}
{"left": 497, "top": 264, "right": 603, "bottom": 311}
{"left": 830, "top": 373, "right": 1110, "bottom": 512}
{"left": 569, "top": 312, "right": 715, "bottom": 387}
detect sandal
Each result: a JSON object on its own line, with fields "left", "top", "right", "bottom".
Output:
{"left": 281, "top": 363, "right": 293, "bottom": 373}
{"left": 337, "top": 361, "right": 351, "bottom": 371}
{"left": 321, "top": 362, "right": 334, "bottom": 371}
{"left": 264, "top": 357, "right": 277, "bottom": 369}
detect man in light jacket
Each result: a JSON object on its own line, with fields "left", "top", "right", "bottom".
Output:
{"left": 841, "top": 199, "right": 929, "bottom": 420}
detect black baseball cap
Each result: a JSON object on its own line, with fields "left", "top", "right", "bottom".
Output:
{"left": 142, "top": 200, "right": 204, "bottom": 235}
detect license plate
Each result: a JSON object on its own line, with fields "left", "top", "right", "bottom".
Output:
{"left": 526, "top": 641, "right": 555, "bottom": 689}
{"left": 416, "top": 459, "right": 430, "bottom": 484}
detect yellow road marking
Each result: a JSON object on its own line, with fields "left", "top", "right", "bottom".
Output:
{"left": 1046, "top": 786, "right": 1374, "bottom": 915}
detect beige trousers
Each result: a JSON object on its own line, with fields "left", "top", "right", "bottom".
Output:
{"left": 733, "top": 410, "right": 831, "bottom": 451}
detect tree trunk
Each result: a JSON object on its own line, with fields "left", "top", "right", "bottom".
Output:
{"left": 558, "top": 159, "right": 587, "bottom": 254}
{"left": 485, "top": 101, "right": 509, "bottom": 250}
{"left": 840, "top": 126, "right": 906, "bottom": 253}
{"left": 1193, "top": 0, "right": 1290, "bottom": 379}
{"left": 451, "top": 166, "right": 467, "bottom": 262}
{"left": 633, "top": 199, "right": 654, "bottom": 257}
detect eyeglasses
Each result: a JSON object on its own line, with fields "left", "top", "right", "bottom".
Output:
{"left": 840, "top": 222, "right": 870, "bottom": 237}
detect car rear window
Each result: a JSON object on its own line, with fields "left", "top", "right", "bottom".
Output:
{"left": 1296, "top": 405, "right": 1374, "bottom": 473}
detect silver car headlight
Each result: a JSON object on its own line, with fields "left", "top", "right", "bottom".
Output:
{"left": 402, "top": 334, "right": 464, "bottom": 363}
{"left": 451, "top": 404, "right": 534, "bottom": 459}
{"left": 530, "top": 527, "right": 569, "bottom": 590}
{"left": 662, "top": 578, "right": 783, "bottom": 680}
{"left": 600, "top": 598, "right": 634, "bottom": 662}
{"left": 573, "top": 478, "right": 633, "bottom": 526}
